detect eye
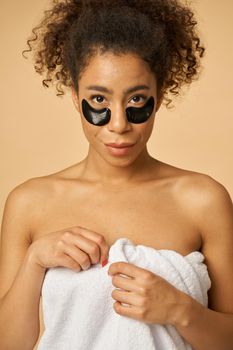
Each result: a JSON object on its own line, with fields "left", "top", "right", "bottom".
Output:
{"left": 130, "top": 95, "right": 146, "bottom": 104}
{"left": 90, "top": 95, "right": 105, "bottom": 104}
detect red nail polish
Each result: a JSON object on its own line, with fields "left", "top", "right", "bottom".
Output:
{"left": 101, "top": 259, "right": 108, "bottom": 267}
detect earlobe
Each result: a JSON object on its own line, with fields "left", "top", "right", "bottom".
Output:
{"left": 155, "top": 96, "right": 164, "bottom": 112}
{"left": 71, "top": 87, "right": 80, "bottom": 113}
{"left": 155, "top": 89, "right": 164, "bottom": 112}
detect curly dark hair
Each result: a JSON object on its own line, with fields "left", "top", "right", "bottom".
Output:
{"left": 22, "top": 0, "right": 205, "bottom": 107}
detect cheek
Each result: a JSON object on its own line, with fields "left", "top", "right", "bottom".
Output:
{"left": 81, "top": 119, "right": 99, "bottom": 143}
{"left": 137, "top": 119, "right": 155, "bottom": 143}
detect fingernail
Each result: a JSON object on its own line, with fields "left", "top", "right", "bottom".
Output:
{"left": 101, "top": 259, "right": 108, "bottom": 267}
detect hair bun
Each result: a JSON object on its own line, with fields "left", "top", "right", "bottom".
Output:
{"left": 22, "top": 0, "right": 205, "bottom": 108}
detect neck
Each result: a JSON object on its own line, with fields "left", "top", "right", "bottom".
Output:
{"left": 80, "top": 145, "right": 157, "bottom": 189}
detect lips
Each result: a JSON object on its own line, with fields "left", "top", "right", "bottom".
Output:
{"left": 105, "top": 143, "right": 135, "bottom": 157}
{"left": 105, "top": 142, "right": 135, "bottom": 148}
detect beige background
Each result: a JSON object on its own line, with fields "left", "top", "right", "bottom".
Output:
{"left": 1, "top": 2, "right": 233, "bottom": 214}
{"left": 1, "top": 0, "right": 233, "bottom": 216}
{"left": 0, "top": 0, "right": 233, "bottom": 348}
{"left": 1, "top": 0, "right": 233, "bottom": 221}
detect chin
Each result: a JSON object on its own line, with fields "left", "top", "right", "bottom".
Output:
{"left": 105, "top": 153, "right": 140, "bottom": 167}
{"left": 94, "top": 144, "right": 143, "bottom": 167}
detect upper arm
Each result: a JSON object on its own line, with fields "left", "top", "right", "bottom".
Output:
{"left": 193, "top": 175, "right": 233, "bottom": 313}
{"left": 0, "top": 181, "right": 35, "bottom": 300}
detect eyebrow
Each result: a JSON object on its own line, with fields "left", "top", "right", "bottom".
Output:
{"left": 86, "top": 84, "right": 150, "bottom": 94}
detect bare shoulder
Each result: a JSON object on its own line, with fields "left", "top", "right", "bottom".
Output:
{"left": 159, "top": 160, "right": 232, "bottom": 235}
{"left": 176, "top": 170, "right": 232, "bottom": 228}
{"left": 174, "top": 169, "right": 232, "bottom": 208}
{"left": 6, "top": 162, "right": 81, "bottom": 202}
{"left": 157, "top": 161, "right": 231, "bottom": 206}
{"left": 169, "top": 166, "right": 233, "bottom": 238}
{"left": 1, "top": 177, "right": 52, "bottom": 242}
{"left": 3, "top": 161, "right": 84, "bottom": 226}
{"left": 1, "top": 172, "right": 68, "bottom": 244}
{"left": 161, "top": 163, "right": 233, "bottom": 312}
{"left": 171, "top": 168, "right": 233, "bottom": 313}
{"left": 0, "top": 173, "right": 71, "bottom": 300}
{"left": 4, "top": 176, "right": 58, "bottom": 213}
{"left": 3, "top": 178, "right": 46, "bottom": 229}
{"left": 0, "top": 178, "right": 44, "bottom": 299}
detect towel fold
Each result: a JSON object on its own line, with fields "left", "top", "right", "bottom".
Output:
{"left": 38, "top": 237, "right": 211, "bottom": 350}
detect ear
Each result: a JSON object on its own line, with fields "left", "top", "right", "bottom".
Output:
{"left": 155, "top": 98, "right": 163, "bottom": 112}
{"left": 155, "top": 93, "right": 164, "bottom": 113}
{"left": 71, "top": 86, "right": 81, "bottom": 114}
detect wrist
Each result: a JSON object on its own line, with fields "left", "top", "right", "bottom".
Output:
{"left": 170, "top": 291, "right": 205, "bottom": 329}
{"left": 24, "top": 244, "right": 47, "bottom": 275}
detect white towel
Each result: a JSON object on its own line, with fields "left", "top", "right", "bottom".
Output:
{"left": 38, "top": 237, "right": 211, "bottom": 350}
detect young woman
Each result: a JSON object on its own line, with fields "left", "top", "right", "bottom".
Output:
{"left": 0, "top": 0, "right": 233, "bottom": 349}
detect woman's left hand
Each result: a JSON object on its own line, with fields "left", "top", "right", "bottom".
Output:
{"left": 108, "top": 261, "right": 191, "bottom": 326}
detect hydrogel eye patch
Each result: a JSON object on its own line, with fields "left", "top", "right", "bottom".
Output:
{"left": 81, "top": 96, "right": 155, "bottom": 126}
{"left": 126, "top": 96, "right": 155, "bottom": 124}
{"left": 81, "top": 99, "right": 111, "bottom": 126}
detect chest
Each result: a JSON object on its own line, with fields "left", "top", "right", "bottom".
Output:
{"left": 32, "top": 184, "right": 202, "bottom": 256}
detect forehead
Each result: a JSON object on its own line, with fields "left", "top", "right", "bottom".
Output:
{"left": 79, "top": 51, "right": 156, "bottom": 90}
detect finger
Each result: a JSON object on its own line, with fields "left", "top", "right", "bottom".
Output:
{"left": 61, "top": 241, "right": 91, "bottom": 270}
{"left": 108, "top": 262, "right": 147, "bottom": 279}
{"left": 71, "top": 226, "right": 110, "bottom": 263}
{"left": 113, "top": 301, "right": 143, "bottom": 321}
{"left": 111, "top": 274, "right": 141, "bottom": 294}
{"left": 60, "top": 230, "right": 100, "bottom": 264}
{"left": 58, "top": 254, "right": 82, "bottom": 272}
{"left": 111, "top": 289, "right": 139, "bottom": 307}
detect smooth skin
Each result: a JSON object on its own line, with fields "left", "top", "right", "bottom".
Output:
{"left": 0, "top": 51, "right": 233, "bottom": 350}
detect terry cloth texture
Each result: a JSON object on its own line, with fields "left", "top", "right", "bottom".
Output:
{"left": 38, "top": 237, "right": 211, "bottom": 350}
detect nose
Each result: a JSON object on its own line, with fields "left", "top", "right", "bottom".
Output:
{"left": 107, "top": 104, "right": 131, "bottom": 134}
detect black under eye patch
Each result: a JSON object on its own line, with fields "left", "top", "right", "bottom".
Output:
{"left": 81, "top": 96, "right": 155, "bottom": 126}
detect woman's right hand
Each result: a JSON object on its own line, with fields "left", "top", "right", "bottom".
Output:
{"left": 27, "top": 226, "right": 110, "bottom": 273}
